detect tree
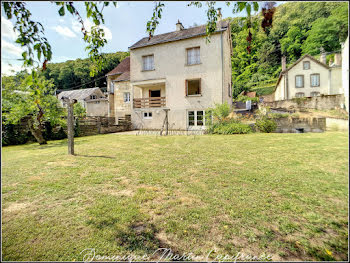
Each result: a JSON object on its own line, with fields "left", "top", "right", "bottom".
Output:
{"left": 2, "top": 1, "right": 118, "bottom": 77}
{"left": 2, "top": 71, "right": 65, "bottom": 144}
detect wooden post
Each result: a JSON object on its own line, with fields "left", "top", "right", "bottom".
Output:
{"left": 165, "top": 109, "right": 169, "bottom": 136}
{"left": 62, "top": 97, "right": 77, "bottom": 155}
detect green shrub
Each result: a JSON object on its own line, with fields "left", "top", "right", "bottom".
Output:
{"left": 212, "top": 121, "right": 252, "bottom": 135}
{"left": 270, "top": 112, "right": 290, "bottom": 119}
{"left": 234, "top": 95, "right": 259, "bottom": 103}
{"left": 255, "top": 117, "right": 277, "bottom": 133}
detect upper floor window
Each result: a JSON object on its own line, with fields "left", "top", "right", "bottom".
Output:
{"left": 295, "top": 92, "right": 305, "bottom": 98}
{"left": 142, "top": 55, "right": 154, "bottom": 71}
{"left": 303, "top": 61, "right": 310, "bottom": 70}
{"left": 123, "top": 92, "right": 130, "bottom": 102}
{"left": 295, "top": 75, "right": 304, "bottom": 88}
{"left": 187, "top": 47, "right": 200, "bottom": 65}
{"left": 310, "top": 74, "right": 320, "bottom": 87}
{"left": 186, "top": 79, "right": 201, "bottom": 96}
{"left": 90, "top": 95, "right": 97, "bottom": 100}
{"left": 110, "top": 82, "right": 114, "bottom": 93}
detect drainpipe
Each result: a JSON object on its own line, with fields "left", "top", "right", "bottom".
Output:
{"left": 328, "top": 69, "right": 332, "bottom": 94}
{"left": 221, "top": 31, "right": 224, "bottom": 103}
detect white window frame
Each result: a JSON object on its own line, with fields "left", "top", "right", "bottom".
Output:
{"left": 142, "top": 54, "right": 154, "bottom": 71}
{"left": 110, "top": 82, "right": 114, "bottom": 93}
{"left": 123, "top": 92, "right": 130, "bottom": 103}
{"left": 303, "top": 61, "right": 310, "bottom": 70}
{"left": 310, "top": 74, "right": 320, "bottom": 87}
{"left": 186, "top": 47, "right": 200, "bottom": 65}
{"left": 143, "top": 112, "right": 153, "bottom": 119}
{"left": 187, "top": 110, "right": 205, "bottom": 130}
{"left": 295, "top": 75, "right": 304, "bottom": 88}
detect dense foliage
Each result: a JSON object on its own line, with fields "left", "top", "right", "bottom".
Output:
{"left": 229, "top": 1, "right": 348, "bottom": 97}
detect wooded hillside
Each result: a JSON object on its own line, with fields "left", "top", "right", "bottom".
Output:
{"left": 229, "top": 1, "right": 348, "bottom": 97}
{"left": 1, "top": 2, "right": 348, "bottom": 98}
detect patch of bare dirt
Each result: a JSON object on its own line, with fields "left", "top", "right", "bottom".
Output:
{"left": 3, "top": 202, "right": 29, "bottom": 213}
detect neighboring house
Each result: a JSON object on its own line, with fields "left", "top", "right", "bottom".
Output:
{"left": 106, "top": 57, "right": 132, "bottom": 122}
{"left": 274, "top": 53, "right": 342, "bottom": 101}
{"left": 107, "top": 15, "right": 232, "bottom": 130}
{"left": 342, "top": 37, "right": 349, "bottom": 112}
{"left": 57, "top": 87, "right": 108, "bottom": 117}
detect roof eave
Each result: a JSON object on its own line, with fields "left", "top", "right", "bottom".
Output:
{"left": 129, "top": 28, "right": 227, "bottom": 50}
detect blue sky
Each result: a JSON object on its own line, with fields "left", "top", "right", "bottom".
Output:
{"left": 1, "top": 1, "right": 282, "bottom": 75}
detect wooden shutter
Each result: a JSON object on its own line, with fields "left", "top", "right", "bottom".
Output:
{"left": 185, "top": 80, "right": 188, "bottom": 96}
{"left": 198, "top": 79, "right": 201, "bottom": 94}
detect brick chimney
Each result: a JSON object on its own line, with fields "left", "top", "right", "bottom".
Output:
{"left": 334, "top": 53, "right": 342, "bottom": 66}
{"left": 281, "top": 56, "right": 287, "bottom": 71}
{"left": 217, "top": 8, "right": 222, "bottom": 22}
{"left": 176, "top": 20, "right": 184, "bottom": 31}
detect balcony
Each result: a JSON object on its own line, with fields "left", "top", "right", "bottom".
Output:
{"left": 133, "top": 97, "right": 166, "bottom": 108}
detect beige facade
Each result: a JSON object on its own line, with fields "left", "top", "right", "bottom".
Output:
{"left": 129, "top": 26, "right": 232, "bottom": 130}
{"left": 274, "top": 55, "right": 343, "bottom": 101}
{"left": 85, "top": 99, "right": 108, "bottom": 117}
{"left": 107, "top": 76, "right": 132, "bottom": 121}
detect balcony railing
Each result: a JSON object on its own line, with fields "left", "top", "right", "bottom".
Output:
{"left": 133, "top": 97, "right": 166, "bottom": 108}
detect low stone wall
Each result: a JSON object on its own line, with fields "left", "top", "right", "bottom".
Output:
{"left": 274, "top": 117, "right": 326, "bottom": 133}
{"left": 76, "top": 116, "right": 132, "bottom": 136}
{"left": 261, "top": 94, "right": 345, "bottom": 111}
{"left": 326, "top": 118, "right": 349, "bottom": 131}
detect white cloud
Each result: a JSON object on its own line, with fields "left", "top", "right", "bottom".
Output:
{"left": 1, "top": 16, "right": 18, "bottom": 40}
{"left": 71, "top": 19, "right": 112, "bottom": 41}
{"left": 52, "top": 25, "right": 77, "bottom": 38}
{"left": 1, "top": 39, "right": 24, "bottom": 56}
{"left": 59, "top": 18, "right": 65, "bottom": 23}
{"left": 72, "top": 20, "right": 81, "bottom": 34}
{"left": 1, "top": 61, "right": 25, "bottom": 76}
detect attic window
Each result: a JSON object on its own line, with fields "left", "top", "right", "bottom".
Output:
{"left": 90, "top": 95, "right": 97, "bottom": 100}
{"left": 186, "top": 79, "right": 201, "bottom": 96}
{"left": 303, "top": 61, "right": 310, "bottom": 70}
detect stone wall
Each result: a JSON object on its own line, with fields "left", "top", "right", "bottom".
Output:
{"left": 274, "top": 117, "right": 326, "bottom": 133}
{"left": 77, "top": 115, "right": 131, "bottom": 136}
{"left": 261, "top": 94, "right": 345, "bottom": 111}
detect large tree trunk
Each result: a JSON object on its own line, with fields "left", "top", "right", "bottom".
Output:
{"left": 27, "top": 119, "right": 47, "bottom": 145}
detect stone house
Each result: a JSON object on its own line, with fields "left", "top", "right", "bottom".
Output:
{"left": 57, "top": 87, "right": 108, "bottom": 117}
{"left": 106, "top": 57, "right": 132, "bottom": 121}
{"left": 107, "top": 16, "right": 232, "bottom": 130}
{"left": 274, "top": 53, "right": 342, "bottom": 101}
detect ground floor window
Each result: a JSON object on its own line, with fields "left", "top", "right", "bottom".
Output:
{"left": 188, "top": 110, "right": 205, "bottom": 127}
{"left": 124, "top": 92, "right": 130, "bottom": 102}
{"left": 143, "top": 112, "right": 152, "bottom": 119}
{"left": 310, "top": 91, "right": 320, "bottom": 97}
{"left": 295, "top": 92, "right": 305, "bottom": 98}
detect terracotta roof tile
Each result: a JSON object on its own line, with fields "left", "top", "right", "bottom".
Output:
{"left": 115, "top": 71, "right": 130, "bottom": 82}
{"left": 106, "top": 57, "right": 130, "bottom": 76}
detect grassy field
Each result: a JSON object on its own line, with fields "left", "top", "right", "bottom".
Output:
{"left": 2, "top": 132, "right": 348, "bottom": 261}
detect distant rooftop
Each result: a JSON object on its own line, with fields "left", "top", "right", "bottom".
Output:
{"left": 57, "top": 87, "right": 104, "bottom": 101}
{"left": 129, "top": 20, "right": 229, "bottom": 50}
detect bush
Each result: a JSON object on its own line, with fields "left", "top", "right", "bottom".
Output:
{"left": 270, "top": 112, "right": 290, "bottom": 119}
{"left": 234, "top": 95, "right": 259, "bottom": 103}
{"left": 255, "top": 117, "right": 277, "bottom": 133}
{"left": 211, "top": 121, "right": 252, "bottom": 135}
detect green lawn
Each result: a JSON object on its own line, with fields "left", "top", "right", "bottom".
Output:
{"left": 2, "top": 132, "right": 348, "bottom": 261}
